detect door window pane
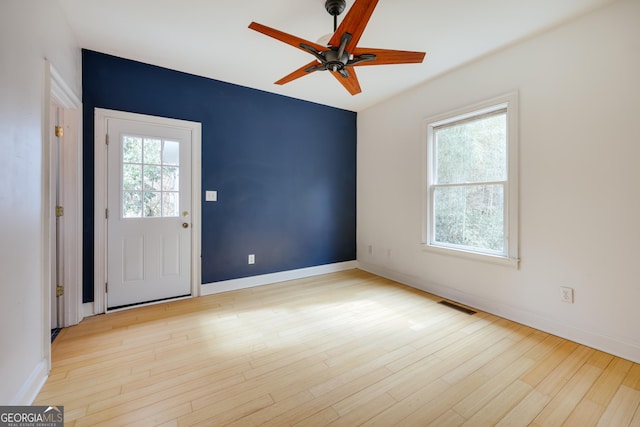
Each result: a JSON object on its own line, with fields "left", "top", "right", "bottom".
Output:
{"left": 163, "top": 140, "right": 180, "bottom": 165}
{"left": 123, "top": 164, "right": 142, "bottom": 191}
{"left": 123, "top": 191, "right": 143, "bottom": 218}
{"left": 143, "top": 165, "right": 162, "bottom": 191}
{"left": 143, "top": 192, "right": 162, "bottom": 217}
{"left": 122, "top": 136, "right": 142, "bottom": 163}
{"left": 162, "top": 166, "right": 179, "bottom": 191}
{"left": 162, "top": 192, "right": 179, "bottom": 217}
{"left": 143, "top": 138, "right": 162, "bottom": 164}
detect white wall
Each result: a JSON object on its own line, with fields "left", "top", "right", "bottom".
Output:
{"left": 357, "top": 0, "right": 640, "bottom": 362}
{"left": 0, "top": 1, "right": 80, "bottom": 403}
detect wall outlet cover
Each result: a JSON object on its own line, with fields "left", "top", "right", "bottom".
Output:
{"left": 560, "top": 286, "right": 574, "bottom": 304}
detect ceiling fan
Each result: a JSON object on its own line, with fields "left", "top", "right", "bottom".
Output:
{"left": 249, "top": 0, "right": 426, "bottom": 96}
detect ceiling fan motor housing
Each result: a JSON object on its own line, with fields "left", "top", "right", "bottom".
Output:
{"left": 325, "top": 0, "right": 346, "bottom": 16}
{"left": 324, "top": 48, "right": 349, "bottom": 71}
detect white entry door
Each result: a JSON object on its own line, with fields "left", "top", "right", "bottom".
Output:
{"left": 106, "top": 117, "right": 192, "bottom": 309}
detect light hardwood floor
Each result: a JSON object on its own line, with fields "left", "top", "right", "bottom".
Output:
{"left": 35, "top": 269, "right": 640, "bottom": 426}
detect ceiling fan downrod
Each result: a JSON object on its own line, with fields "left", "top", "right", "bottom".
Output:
{"left": 325, "top": 0, "right": 346, "bottom": 31}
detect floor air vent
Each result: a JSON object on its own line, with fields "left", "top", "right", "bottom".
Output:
{"left": 438, "top": 300, "right": 476, "bottom": 315}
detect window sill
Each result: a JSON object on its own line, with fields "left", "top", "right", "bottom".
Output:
{"left": 420, "top": 244, "right": 520, "bottom": 269}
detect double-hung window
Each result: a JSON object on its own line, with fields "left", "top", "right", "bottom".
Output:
{"left": 424, "top": 93, "right": 519, "bottom": 266}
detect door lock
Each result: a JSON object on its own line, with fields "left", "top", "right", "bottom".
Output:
{"left": 182, "top": 222, "right": 189, "bottom": 228}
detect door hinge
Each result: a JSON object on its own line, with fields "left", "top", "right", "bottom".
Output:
{"left": 105, "top": 208, "right": 109, "bottom": 219}
{"left": 106, "top": 133, "right": 109, "bottom": 145}
{"left": 56, "top": 285, "right": 64, "bottom": 297}
{"left": 55, "top": 206, "right": 64, "bottom": 217}
{"left": 105, "top": 282, "right": 108, "bottom": 293}
{"left": 55, "top": 125, "right": 63, "bottom": 138}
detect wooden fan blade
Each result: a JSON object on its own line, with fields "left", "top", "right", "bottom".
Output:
{"left": 275, "top": 60, "right": 321, "bottom": 85}
{"left": 249, "top": 22, "right": 326, "bottom": 54}
{"left": 352, "top": 47, "right": 426, "bottom": 66}
{"left": 331, "top": 67, "right": 362, "bottom": 95}
{"left": 328, "top": 0, "right": 379, "bottom": 52}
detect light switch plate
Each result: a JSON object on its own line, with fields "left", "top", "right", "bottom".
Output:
{"left": 205, "top": 190, "right": 217, "bottom": 202}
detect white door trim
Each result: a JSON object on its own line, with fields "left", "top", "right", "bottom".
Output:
{"left": 42, "top": 61, "right": 82, "bottom": 379}
{"left": 45, "top": 62, "right": 83, "bottom": 328}
{"left": 94, "top": 108, "right": 202, "bottom": 314}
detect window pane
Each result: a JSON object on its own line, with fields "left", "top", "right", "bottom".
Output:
{"left": 434, "top": 184, "right": 504, "bottom": 253}
{"left": 162, "top": 192, "right": 179, "bottom": 217}
{"left": 163, "top": 140, "right": 180, "bottom": 165}
{"left": 143, "top": 138, "right": 162, "bottom": 164}
{"left": 122, "top": 164, "right": 142, "bottom": 190}
{"left": 143, "top": 165, "right": 162, "bottom": 191}
{"left": 436, "top": 113, "right": 506, "bottom": 184}
{"left": 123, "top": 191, "right": 142, "bottom": 218}
{"left": 162, "top": 166, "right": 179, "bottom": 191}
{"left": 122, "top": 136, "right": 142, "bottom": 163}
{"left": 143, "top": 192, "right": 162, "bottom": 217}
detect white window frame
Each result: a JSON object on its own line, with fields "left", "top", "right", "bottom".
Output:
{"left": 422, "top": 93, "right": 519, "bottom": 267}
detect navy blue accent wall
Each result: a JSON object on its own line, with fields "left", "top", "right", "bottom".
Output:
{"left": 82, "top": 50, "right": 356, "bottom": 303}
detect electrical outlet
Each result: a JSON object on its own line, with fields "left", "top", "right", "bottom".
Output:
{"left": 248, "top": 254, "right": 255, "bottom": 265}
{"left": 560, "top": 286, "right": 574, "bottom": 304}
{"left": 368, "top": 245, "right": 373, "bottom": 255}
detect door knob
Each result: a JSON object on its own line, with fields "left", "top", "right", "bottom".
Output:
{"left": 182, "top": 222, "right": 189, "bottom": 228}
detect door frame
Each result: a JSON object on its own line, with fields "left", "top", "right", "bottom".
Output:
{"left": 43, "top": 62, "right": 83, "bottom": 332}
{"left": 94, "top": 108, "right": 202, "bottom": 314}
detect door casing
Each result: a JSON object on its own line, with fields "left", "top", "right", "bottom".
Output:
{"left": 94, "top": 108, "right": 202, "bottom": 314}
{"left": 45, "top": 62, "right": 83, "bottom": 329}
{"left": 42, "top": 61, "right": 83, "bottom": 376}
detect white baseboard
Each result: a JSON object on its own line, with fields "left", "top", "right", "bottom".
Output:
{"left": 358, "top": 261, "right": 640, "bottom": 364}
{"left": 82, "top": 302, "right": 95, "bottom": 318}
{"left": 14, "top": 359, "right": 48, "bottom": 405}
{"left": 201, "top": 261, "right": 358, "bottom": 296}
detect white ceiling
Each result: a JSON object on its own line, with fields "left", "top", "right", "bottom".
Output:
{"left": 57, "top": 0, "right": 614, "bottom": 112}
